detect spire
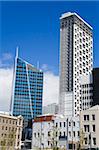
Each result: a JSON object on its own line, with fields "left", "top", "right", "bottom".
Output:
{"left": 16, "top": 46, "right": 19, "bottom": 58}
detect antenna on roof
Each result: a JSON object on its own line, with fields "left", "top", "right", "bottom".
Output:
{"left": 16, "top": 46, "right": 19, "bottom": 58}
{"left": 37, "top": 61, "right": 40, "bottom": 69}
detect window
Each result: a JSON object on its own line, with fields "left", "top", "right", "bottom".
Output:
{"left": 80, "top": 51, "right": 82, "bottom": 55}
{"left": 86, "top": 43, "right": 88, "bottom": 47}
{"left": 80, "top": 32, "right": 82, "bottom": 36}
{"left": 48, "top": 131, "right": 50, "bottom": 136}
{"left": 69, "top": 131, "right": 71, "bottom": 137}
{"left": 83, "top": 62, "right": 85, "bottom": 67}
{"left": 73, "top": 122, "right": 75, "bottom": 126}
{"left": 64, "top": 122, "right": 66, "bottom": 127}
{"left": 64, "top": 132, "right": 65, "bottom": 136}
{"left": 83, "top": 32, "right": 85, "bottom": 36}
{"left": 84, "top": 125, "right": 90, "bottom": 132}
{"left": 18, "top": 135, "right": 20, "bottom": 139}
{"left": 80, "top": 39, "right": 82, "bottom": 43}
{"left": 56, "top": 132, "right": 58, "bottom": 137}
{"left": 83, "top": 44, "right": 85, "bottom": 48}
{"left": 92, "top": 125, "right": 95, "bottom": 132}
{"left": 48, "top": 141, "right": 50, "bottom": 146}
{"left": 56, "top": 141, "right": 57, "bottom": 146}
{"left": 73, "top": 131, "right": 75, "bottom": 137}
{"left": 60, "top": 122, "right": 62, "bottom": 127}
{"left": 38, "top": 133, "right": 40, "bottom": 137}
{"left": 93, "top": 138, "right": 96, "bottom": 145}
{"left": 78, "top": 131, "right": 79, "bottom": 137}
{"left": 56, "top": 123, "right": 58, "bottom": 127}
{"left": 80, "top": 70, "right": 82, "bottom": 74}
{"left": 84, "top": 138, "right": 87, "bottom": 144}
{"left": 86, "top": 37, "right": 88, "bottom": 41}
{"left": 59, "top": 132, "right": 62, "bottom": 136}
{"left": 80, "top": 45, "right": 82, "bottom": 49}
{"left": 84, "top": 115, "right": 89, "bottom": 121}
{"left": 34, "top": 133, "right": 36, "bottom": 138}
{"left": 69, "top": 122, "right": 71, "bottom": 126}
{"left": 92, "top": 114, "right": 95, "bottom": 120}
{"left": 83, "top": 69, "right": 85, "bottom": 73}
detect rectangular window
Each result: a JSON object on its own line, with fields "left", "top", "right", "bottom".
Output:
{"left": 48, "top": 131, "right": 50, "bottom": 136}
{"left": 84, "top": 125, "right": 90, "bottom": 132}
{"left": 92, "top": 114, "right": 95, "bottom": 120}
{"left": 84, "top": 138, "right": 87, "bottom": 144}
{"left": 34, "top": 133, "right": 36, "bottom": 138}
{"left": 84, "top": 115, "right": 89, "bottom": 121}
{"left": 69, "top": 131, "right": 71, "bottom": 137}
{"left": 48, "top": 141, "right": 50, "bottom": 146}
{"left": 73, "top": 122, "right": 75, "bottom": 126}
{"left": 64, "top": 132, "right": 65, "bottom": 136}
{"left": 64, "top": 122, "right": 66, "bottom": 127}
{"left": 92, "top": 125, "right": 95, "bottom": 132}
{"left": 56, "top": 132, "right": 58, "bottom": 137}
{"left": 56, "top": 122, "right": 58, "bottom": 127}
{"left": 93, "top": 138, "right": 96, "bottom": 145}
{"left": 73, "top": 131, "right": 75, "bottom": 137}
{"left": 78, "top": 131, "right": 79, "bottom": 137}
{"left": 69, "top": 122, "right": 71, "bottom": 126}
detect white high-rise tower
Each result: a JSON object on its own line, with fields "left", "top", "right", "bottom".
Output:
{"left": 59, "top": 12, "right": 93, "bottom": 117}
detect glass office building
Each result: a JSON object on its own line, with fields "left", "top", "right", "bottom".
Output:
{"left": 10, "top": 50, "right": 43, "bottom": 121}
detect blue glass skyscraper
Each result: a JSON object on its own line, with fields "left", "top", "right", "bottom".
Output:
{"left": 10, "top": 49, "right": 43, "bottom": 122}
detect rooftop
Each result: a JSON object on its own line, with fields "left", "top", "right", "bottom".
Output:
{"left": 0, "top": 113, "right": 23, "bottom": 120}
{"left": 60, "top": 12, "right": 92, "bottom": 30}
{"left": 88, "top": 105, "right": 99, "bottom": 111}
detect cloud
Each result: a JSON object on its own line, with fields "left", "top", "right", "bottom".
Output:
{"left": 0, "top": 68, "right": 13, "bottom": 112}
{"left": 0, "top": 52, "right": 13, "bottom": 68}
{"left": 43, "top": 71, "right": 59, "bottom": 106}
{"left": 41, "top": 64, "right": 49, "bottom": 71}
{"left": 2, "top": 52, "right": 13, "bottom": 61}
{"left": 0, "top": 65, "right": 59, "bottom": 112}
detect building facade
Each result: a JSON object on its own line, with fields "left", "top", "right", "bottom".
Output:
{"left": 10, "top": 49, "right": 43, "bottom": 123}
{"left": 80, "top": 75, "right": 93, "bottom": 110}
{"left": 43, "top": 103, "right": 59, "bottom": 115}
{"left": 32, "top": 114, "right": 80, "bottom": 150}
{"left": 59, "top": 12, "right": 93, "bottom": 117}
{"left": 0, "top": 113, "right": 23, "bottom": 150}
{"left": 93, "top": 68, "right": 99, "bottom": 106}
{"left": 80, "top": 105, "right": 99, "bottom": 149}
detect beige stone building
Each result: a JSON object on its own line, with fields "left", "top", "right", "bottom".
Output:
{"left": 80, "top": 105, "right": 99, "bottom": 149}
{"left": 0, "top": 113, "right": 23, "bottom": 150}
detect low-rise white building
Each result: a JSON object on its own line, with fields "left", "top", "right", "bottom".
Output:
{"left": 80, "top": 105, "right": 99, "bottom": 149}
{"left": 0, "top": 113, "right": 23, "bottom": 150}
{"left": 32, "top": 114, "right": 80, "bottom": 150}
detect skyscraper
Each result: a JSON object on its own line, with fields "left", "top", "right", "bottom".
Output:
{"left": 59, "top": 12, "right": 93, "bottom": 117}
{"left": 10, "top": 49, "right": 43, "bottom": 122}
